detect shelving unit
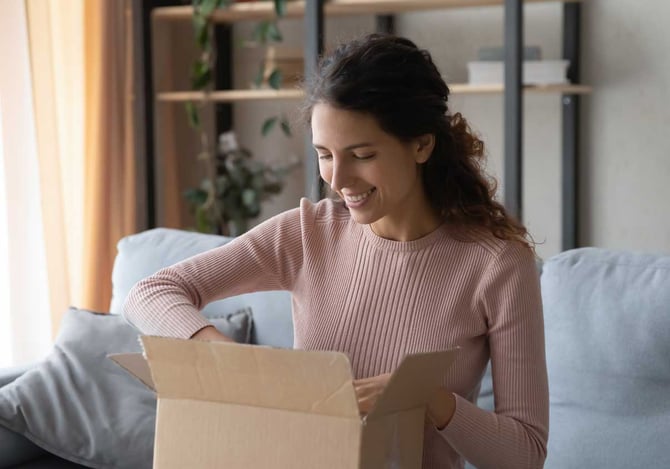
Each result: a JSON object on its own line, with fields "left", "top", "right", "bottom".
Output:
{"left": 152, "top": 0, "right": 582, "bottom": 22}
{"left": 146, "top": 0, "right": 588, "bottom": 250}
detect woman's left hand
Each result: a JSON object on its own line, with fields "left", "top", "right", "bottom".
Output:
{"left": 353, "top": 372, "right": 457, "bottom": 429}
{"left": 353, "top": 372, "right": 393, "bottom": 416}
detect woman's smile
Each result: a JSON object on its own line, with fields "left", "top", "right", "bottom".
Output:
{"left": 341, "top": 188, "right": 376, "bottom": 208}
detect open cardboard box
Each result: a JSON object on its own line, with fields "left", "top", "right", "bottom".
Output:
{"left": 110, "top": 336, "right": 458, "bottom": 469}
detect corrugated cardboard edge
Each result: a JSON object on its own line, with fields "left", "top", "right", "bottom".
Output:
{"left": 108, "top": 353, "right": 155, "bottom": 390}
{"left": 109, "top": 339, "right": 459, "bottom": 422}
{"left": 140, "top": 336, "right": 361, "bottom": 418}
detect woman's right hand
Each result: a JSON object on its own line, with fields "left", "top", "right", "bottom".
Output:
{"left": 191, "top": 325, "right": 234, "bottom": 342}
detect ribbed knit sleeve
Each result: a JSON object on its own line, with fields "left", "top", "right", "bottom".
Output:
{"left": 439, "top": 241, "right": 549, "bottom": 469}
{"left": 123, "top": 206, "right": 306, "bottom": 338}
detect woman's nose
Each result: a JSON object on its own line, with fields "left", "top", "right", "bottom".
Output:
{"left": 329, "top": 158, "right": 352, "bottom": 192}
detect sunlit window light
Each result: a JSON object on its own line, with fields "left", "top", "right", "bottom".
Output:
{"left": 0, "top": 99, "right": 12, "bottom": 367}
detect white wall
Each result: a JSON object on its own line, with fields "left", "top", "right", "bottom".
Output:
{"left": 233, "top": 0, "right": 670, "bottom": 259}
{"left": 579, "top": 0, "right": 670, "bottom": 252}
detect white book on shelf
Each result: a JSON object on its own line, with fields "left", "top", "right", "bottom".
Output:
{"left": 467, "top": 60, "right": 570, "bottom": 85}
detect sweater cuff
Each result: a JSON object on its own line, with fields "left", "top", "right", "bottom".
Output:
{"left": 436, "top": 393, "right": 477, "bottom": 440}
{"left": 156, "top": 313, "right": 212, "bottom": 340}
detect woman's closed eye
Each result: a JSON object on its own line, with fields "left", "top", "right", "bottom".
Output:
{"left": 315, "top": 148, "right": 376, "bottom": 161}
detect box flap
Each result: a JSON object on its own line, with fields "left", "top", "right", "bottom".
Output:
{"left": 140, "top": 336, "right": 360, "bottom": 418}
{"left": 108, "top": 353, "right": 155, "bottom": 390}
{"left": 366, "top": 348, "right": 459, "bottom": 419}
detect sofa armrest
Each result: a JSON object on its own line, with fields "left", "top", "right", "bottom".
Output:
{"left": 0, "top": 362, "right": 38, "bottom": 388}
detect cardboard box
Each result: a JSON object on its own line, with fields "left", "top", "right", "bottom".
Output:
{"left": 110, "top": 336, "right": 458, "bottom": 469}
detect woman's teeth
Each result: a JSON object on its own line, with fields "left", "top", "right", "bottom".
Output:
{"left": 345, "top": 188, "right": 375, "bottom": 203}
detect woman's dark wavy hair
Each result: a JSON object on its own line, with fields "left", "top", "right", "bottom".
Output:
{"left": 302, "top": 33, "right": 533, "bottom": 248}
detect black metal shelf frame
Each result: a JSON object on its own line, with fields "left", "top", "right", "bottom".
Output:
{"left": 139, "top": 1, "right": 583, "bottom": 250}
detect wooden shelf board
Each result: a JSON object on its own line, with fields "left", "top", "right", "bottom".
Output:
{"left": 157, "top": 89, "right": 304, "bottom": 103}
{"left": 153, "top": 0, "right": 583, "bottom": 23}
{"left": 451, "top": 83, "right": 593, "bottom": 94}
{"left": 157, "top": 84, "right": 591, "bottom": 103}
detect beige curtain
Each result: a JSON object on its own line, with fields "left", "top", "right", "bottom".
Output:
{"left": 26, "top": 0, "right": 85, "bottom": 335}
{"left": 26, "top": 0, "right": 141, "bottom": 321}
{"left": 81, "top": 0, "right": 141, "bottom": 312}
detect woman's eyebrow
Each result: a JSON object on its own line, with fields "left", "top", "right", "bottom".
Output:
{"left": 313, "top": 142, "right": 375, "bottom": 151}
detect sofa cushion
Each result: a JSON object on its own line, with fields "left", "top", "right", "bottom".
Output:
{"left": 541, "top": 247, "right": 670, "bottom": 469}
{"left": 111, "top": 228, "right": 293, "bottom": 347}
{"left": 0, "top": 306, "right": 252, "bottom": 469}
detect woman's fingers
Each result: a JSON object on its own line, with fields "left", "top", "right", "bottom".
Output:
{"left": 353, "top": 372, "right": 392, "bottom": 415}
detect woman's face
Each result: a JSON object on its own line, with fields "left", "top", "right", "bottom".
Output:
{"left": 311, "top": 102, "right": 438, "bottom": 241}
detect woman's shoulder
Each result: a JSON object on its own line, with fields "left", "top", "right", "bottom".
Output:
{"left": 299, "top": 197, "right": 351, "bottom": 225}
{"left": 445, "top": 224, "right": 535, "bottom": 263}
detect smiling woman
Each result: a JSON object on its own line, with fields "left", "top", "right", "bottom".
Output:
{"left": 124, "top": 33, "right": 548, "bottom": 469}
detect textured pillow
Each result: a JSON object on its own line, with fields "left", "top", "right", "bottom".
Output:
{"left": 0, "top": 306, "right": 252, "bottom": 469}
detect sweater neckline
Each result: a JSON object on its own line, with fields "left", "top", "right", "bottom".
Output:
{"left": 361, "top": 221, "right": 447, "bottom": 252}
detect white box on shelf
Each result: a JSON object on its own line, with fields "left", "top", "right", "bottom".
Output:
{"left": 467, "top": 60, "right": 570, "bottom": 85}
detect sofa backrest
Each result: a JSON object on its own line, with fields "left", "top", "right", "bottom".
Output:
{"left": 110, "top": 228, "right": 293, "bottom": 348}
{"left": 113, "top": 230, "right": 670, "bottom": 467}
{"left": 541, "top": 247, "right": 670, "bottom": 468}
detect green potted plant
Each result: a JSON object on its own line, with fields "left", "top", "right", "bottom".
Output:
{"left": 184, "top": 131, "right": 297, "bottom": 235}
{"left": 185, "top": 0, "right": 294, "bottom": 235}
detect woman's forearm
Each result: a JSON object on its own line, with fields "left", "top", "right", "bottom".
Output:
{"left": 191, "top": 325, "right": 234, "bottom": 342}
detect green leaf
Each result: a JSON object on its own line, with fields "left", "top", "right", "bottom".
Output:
{"left": 267, "top": 22, "right": 283, "bottom": 42}
{"left": 268, "top": 68, "right": 282, "bottom": 90}
{"left": 195, "top": 206, "right": 214, "bottom": 233}
{"left": 261, "top": 116, "right": 278, "bottom": 136}
{"left": 184, "top": 187, "right": 208, "bottom": 205}
{"left": 251, "top": 21, "right": 271, "bottom": 44}
{"left": 274, "top": 0, "right": 287, "bottom": 17}
{"left": 241, "top": 188, "right": 257, "bottom": 208}
{"left": 251, "top": 20, "right": 282, "bottom": 44}
{"left": 280, "top": 116, "right": 292, "bottom": 137}
{"left": 192, "top": 14, "right": 209, "bottom": 49}
{"left": 215, "top": 175, "right": 229, "bottom": 194}
{"left": 191, "top": 60, "right": 212, "bottom": 90}
{"left": 251, "top": 173, "right": 265, "bottom": 191}
{"left": 254, "top": 61, "right": 266, "bottom": 88}
{"left": 198, "top": 0, "right": 219, "bottom": 17}
{"left": 185, "top": 101, "right": 200, "bottom": 129}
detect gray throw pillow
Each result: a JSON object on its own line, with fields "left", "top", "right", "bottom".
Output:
{"left": 0, "top": 306, "right": 252, "bottom": 469}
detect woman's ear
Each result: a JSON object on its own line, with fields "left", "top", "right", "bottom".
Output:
{"left": 414, "top": 134, "right": 435, "bottom": 164}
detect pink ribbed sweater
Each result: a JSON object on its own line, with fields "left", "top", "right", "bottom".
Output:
{"left": 124, "top": 198, "right": 548, "bottom": 469}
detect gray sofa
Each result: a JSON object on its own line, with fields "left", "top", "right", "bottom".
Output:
{"left": 1, "top": 228, "right": 668, "bottom": 468}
